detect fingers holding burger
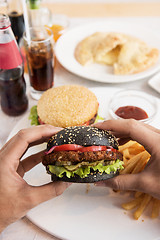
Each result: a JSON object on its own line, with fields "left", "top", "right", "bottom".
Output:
{"left": 42, "top": 126, "right": 123, "bottom": 183}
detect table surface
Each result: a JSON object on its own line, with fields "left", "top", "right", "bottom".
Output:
{"left": 42, "top": 2, "right": 160, "bottom": 17}
{"left": 1, "top": 4, "right": 160, "bottom": 239}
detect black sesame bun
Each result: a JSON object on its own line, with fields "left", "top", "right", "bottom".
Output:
{"left": 42, "top": 126, "right": 123, "bottom": 183}
{"left": 47, "top": 126, "right": 119, "bottom": 150}
{"left": 51, "top": 171, "right": 119, "bottom": 183}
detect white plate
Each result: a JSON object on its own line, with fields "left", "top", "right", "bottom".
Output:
{"left": 8, "top": 87, "right": 160, "bottom": 240}
{"left": 55, "top": 20, "right": 160, "bottom": 83}
{"left": 148, "top": 72, "right": 160, "bottom": 94}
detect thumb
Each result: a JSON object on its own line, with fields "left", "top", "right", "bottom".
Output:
{"left": 28, "top": 182, "right": 71, "bottom": 207}
{"left": 95, "top": 174, "right": 140, "bottom": 192}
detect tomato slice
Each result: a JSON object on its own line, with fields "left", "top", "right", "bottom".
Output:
{"left": 106, "top": 147, "right": 117, "bottom": 153}
{"left": 79, "top": 146, "right": 107, "bottom": 152}
{"left": 51, "top": 144, "right": 83, "bottom": 152}
{"left": 83, "top": 120, "right": 90, "bottom": 126}
{"left": 45, "top": 144, "right": 117, "bottom": 155}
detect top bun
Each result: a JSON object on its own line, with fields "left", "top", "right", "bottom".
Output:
{"left": 47, "top": 126, "right": 119, "bottom": 150}
{"left": 37, "top": 85, "right": 98, "bottom": 127}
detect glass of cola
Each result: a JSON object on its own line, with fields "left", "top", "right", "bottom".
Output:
{"left": 24, "top": 27, "right": 54, "bottom": 100}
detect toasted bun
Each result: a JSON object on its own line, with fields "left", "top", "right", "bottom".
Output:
{"left": 37, "top": 85, "right": 98, "bottom": 127}
{"left": 51, "top": 171, "right": 119, "bottom": 183}
{"left": 47, "top": 126, "right": 119, "bottom": 151}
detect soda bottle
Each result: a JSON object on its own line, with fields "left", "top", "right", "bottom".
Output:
{"left": 7, "top": 0, "right": 25, "bottom": 44}
{"left": 0, "top": 14, "right": 28, "bottom": 116}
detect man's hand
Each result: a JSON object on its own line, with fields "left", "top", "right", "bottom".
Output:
{"left": 0, "top": 125, "right": 71, "bottom": 232}
{"left": 94, "top": 119, "right": 160, "bottom": 200}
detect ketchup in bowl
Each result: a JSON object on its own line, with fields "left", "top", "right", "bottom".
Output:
{"left": 115, "top": 106, "right": 148, "bottom": 120}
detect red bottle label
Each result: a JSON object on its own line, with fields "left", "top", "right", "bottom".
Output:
{"left": 0, "top": 40, "right": 22, "bottom": 69}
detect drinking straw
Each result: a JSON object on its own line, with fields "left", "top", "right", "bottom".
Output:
{"left": 21, "top": 0, "right": 31, "bottom": 42}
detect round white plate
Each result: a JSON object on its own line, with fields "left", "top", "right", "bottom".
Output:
{"left": 55, "top": 20, "right": 160, "bottom": 83}
{"left": 148, "top": 71, "right": 160, "bottom": 94}
{"left": 8, "top": 87, "right": 160, "bottom": 240}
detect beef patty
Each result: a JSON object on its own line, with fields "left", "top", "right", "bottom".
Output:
{"left": 42, "top": 150, "right": 123, "bottom": 166}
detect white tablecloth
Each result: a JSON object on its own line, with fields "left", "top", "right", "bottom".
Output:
{"left": 0, "top": 17, "right": 160, "bottom": 240}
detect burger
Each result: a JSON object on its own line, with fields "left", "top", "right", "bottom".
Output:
{"left": 42, "top": 126, "right": 123, "bottom": 183}
{"left": 29, "top": 85, "right": 99, "bottom": 127}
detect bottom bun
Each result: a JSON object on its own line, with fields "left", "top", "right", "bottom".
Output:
{"left": 51, "top": 171, "right": 119, "bottom": 183}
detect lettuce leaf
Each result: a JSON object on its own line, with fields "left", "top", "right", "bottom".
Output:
{"left": 48, "top": 159, "right": 124, "bottom": 179}
{"left": 94, "top": 114, "right": 104, "bottom": 123}
{"left": 29, "top": 105, "right": 39, "bottom": 126}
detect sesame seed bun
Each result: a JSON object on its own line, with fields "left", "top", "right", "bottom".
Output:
{"left": 47, "top": 126, "right": 119, "bottom": 150}
{"left": 37, "top": 85, "right": 98, "bottom": 127}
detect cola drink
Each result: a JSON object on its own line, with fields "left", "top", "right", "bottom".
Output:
{"left": 24, "top": 26, "right": 54, "bottom": 100}
{"left": 27, "top": 42, "right": 54, "bottom": 91}
{"left": 0, "top": 14, "right": 28, "bottom": 116}
{"left": 7, "top": 0, "right": 25, "bottom": 44}
{"left": 8, "top": 11, "right": 24, "bottom": 44}
{"left": 0, "top": 68, "right": 28, "bottom": 116}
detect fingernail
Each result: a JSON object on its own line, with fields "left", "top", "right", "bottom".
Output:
{"left": 46, "top": 125, "right": 63, "bottom": 132}
{"left": 48, "top": 125, "right": 63, "bottom": 130}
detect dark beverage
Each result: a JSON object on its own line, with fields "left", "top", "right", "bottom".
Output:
{"left": 9, "top": 11, "right": 24, "bottom": 44}
{"left": 29, "top": 58, "right": 54, "bottom": 91}
{"left": 0, "top": 68, "right": 28, "bottom": 116}
{"left": 0, "top": 14, "right": 28, "bottom": 116}
{"left": 26, "top": 41, "right": 54, "bottom": 91}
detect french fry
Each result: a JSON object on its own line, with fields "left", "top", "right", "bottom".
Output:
{"left": 120, "top": 152, "right": 145, "bottom": 174}
{"left": 128, "top": 145, "right": 145, "bottom": 155}
{"left": 119, "top": 141, "right": 137, "bottom": 152}
{"left": 135, "top": 191, "right": 143, "bottom": 198}
{"left": 122, "top": 156, "right": 128, "bottom": 167}
{"left": 118, "top": 140, "right": 156, "bottom": 220}
{"left": 126, "top": 151, "right": 146, "bottom": 165}
{"left": 131, "top": 151, "right": 150, "bottom": 174}
{"left": 151, "top": 198, "right": 160, "bottom": 219}
{"left": 122, "top": 195, "right": 144, "bottom": 210}
{"left": 134, "top": 194, "right": 152, "bottom": 220}
{"left": 123, "top": 148, "right": 130, "bottom": 159}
